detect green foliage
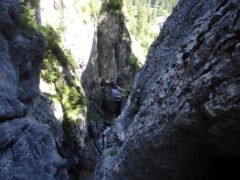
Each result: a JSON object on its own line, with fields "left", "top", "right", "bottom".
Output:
{"left": 132, "top": 104, "right": 140, "bottom": 114}
{"left": 117, "top": 14, "right": 126, "bottom": 28}
{"left": 62, "top": 116, "right": 82, "bottom": 138}
{"left": 40, "top": 25, "right": 86, "bottom": 121}
{"left": 41, "top": 50, "right": 61, "bottom": 83}
{"left": 87, "top": 110, "right": 101, "bottom": 122}
{"left": 107, "top": 0, "right": 123, "bottom": 11}
{"left": 61, "top": 84, "right": 86, "bottom": 121}
{"left": 102, "top": 0, "right": 123, "bottom": 14}
{"left": 19, "top": 1, "right": 39, "bottom": 31}
{"left": 89, "top": 0, "right": 101, "bottom": 16}
{"left": 21, "top": 0, "right": 40, "bottom": 9}
{"left": 40, "top": 25, "right": 77, "bottom": 71}
{"left": 20, "top": 0, "right": 86, "bottom": 128}
{"left": 39, "top": 25, "right": 61, "bottom": 48}
{"left": 126, "top": 55, "right": 141, "bottom": 73}
{"left": 124, "top": 0, "right": 178, "bottom": 55}
{"left": 110, "top": 150, "right": 118, "bottom": 156}
{"left": 20, "top": 0, "right": 86, "bottom": 150}
{"left": 80, "top": 0, "right": 101, "bottom": 22}
{"left": 67, "top": 86, "right": 86, "bottom": 112}
{"left": 39, "top": 25, "right": 86, "bottom": 131}
{"left": 42, "top": 49, "right": 86, "bottom": 135}
{"left": 63, "top": 49, "right": 78, "bottom": 70}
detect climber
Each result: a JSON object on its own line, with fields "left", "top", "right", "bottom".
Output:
{"left": 111, "top": 81, "right": 127, "bottom": 116}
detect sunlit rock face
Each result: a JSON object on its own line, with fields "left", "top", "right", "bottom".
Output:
{"left": 94, "top": 0, "right": 240, "bottom": 179}
{"left": 0, "top": 1, "right": 68, "bottom": 179}
{"left": 38, "top": 0, "right": 95, "bottom": 124}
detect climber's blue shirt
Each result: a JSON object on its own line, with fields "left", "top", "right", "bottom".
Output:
{"left": 111, "top": 86, "right": 122, "bottom": 102}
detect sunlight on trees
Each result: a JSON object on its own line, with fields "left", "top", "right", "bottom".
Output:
{"left": 124, "top": 0, "right": 178, "bottom": 55}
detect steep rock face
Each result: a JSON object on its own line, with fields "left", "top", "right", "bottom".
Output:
{"left": 94, "top": 0, "right": 240, "bottom": 179}
{"left": 0, "top": 1, "right": 68, "bottom": 179}
{"left": 97, "top": 13, "right": 119, "bottom": 83}
{"left": 39, "top": 0, "right": 101, "bottom": 176}
{"left": 81, "top": 12, "right": 135, "bottom": 167}
{"left": 82, "top": 12, "right": 134, "bottom": 115}
{"left": 39, "top": 0, "right": 135, "bottom": 177}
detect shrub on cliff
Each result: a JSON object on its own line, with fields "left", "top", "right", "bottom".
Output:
{"left": 20, "top": 0, "right": 39, "bottom": 31}
{"left": 102, "top": 0, "right": 123, "bottom": 13}
{"left": 19, "top": 0, "right": 87, "bottom": 137}
{"left": 107, "top": 0, "right": 123, "bottom": 11}
{"left": 126, "top": 55, "right": 141, "bottom": 73}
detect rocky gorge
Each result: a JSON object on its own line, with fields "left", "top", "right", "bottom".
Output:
{"left": 0, "top": 0, "right": 240, "bottom": 180}
{"left": 0, "top": 0, "right": 137, "bottom": 179}
{"left": 94, "top": 0, "right": 240, "bottom": 179}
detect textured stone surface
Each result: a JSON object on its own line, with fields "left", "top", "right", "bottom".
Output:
{"left": 80, "top": 11, "right": 137, "bottom": 177}
{"left": 30, "top": 94, "right": 64, "bottom": 150}
{"left": 0, "top": 97, "right": 26, "bottom": 121}
{"left": 82, "top": 11, "right": 134, "bottom": 115}
{"left": 81, "top": 32, "right": 104, "bottom": 115}
{"left": 0, "top": 118, "right": 68, "bottom": 180}
{"left": 97, "top": 13, "right": 119, "bottom": 83}
{"left": 94, "top": 0, "right": 240, "bottom": 179}
{"left": 0, "top": 1, "right": 68, "bottom": 179}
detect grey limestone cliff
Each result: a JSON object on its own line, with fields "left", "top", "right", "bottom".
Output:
{"left": 93, "top": 0, "right": 240, "bottom": 179}
{"left": 2, "top": 0, "right": 240, "bottom": 179}
{"left": 82, "top": 11, "right": 135, "bottom": 116}
{"left": 0, "top": 1, "right": 68, "bottom": 179}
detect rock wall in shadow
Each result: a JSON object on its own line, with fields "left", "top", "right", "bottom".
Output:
{"left": 0, "top": 1, "right": 68, "bottom": 179}
{"left": 81, "top": 5, "right": 138, "bottom": 117}
{"left": 93, "top": 0, "right": 240, "bottom": 179}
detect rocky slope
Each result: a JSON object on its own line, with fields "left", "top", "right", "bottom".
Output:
{"left": 0, "top": 0, "right": 68, "bottom": 179}
{"left": 93, "top": 0, "right": 240, "bottom": 179}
